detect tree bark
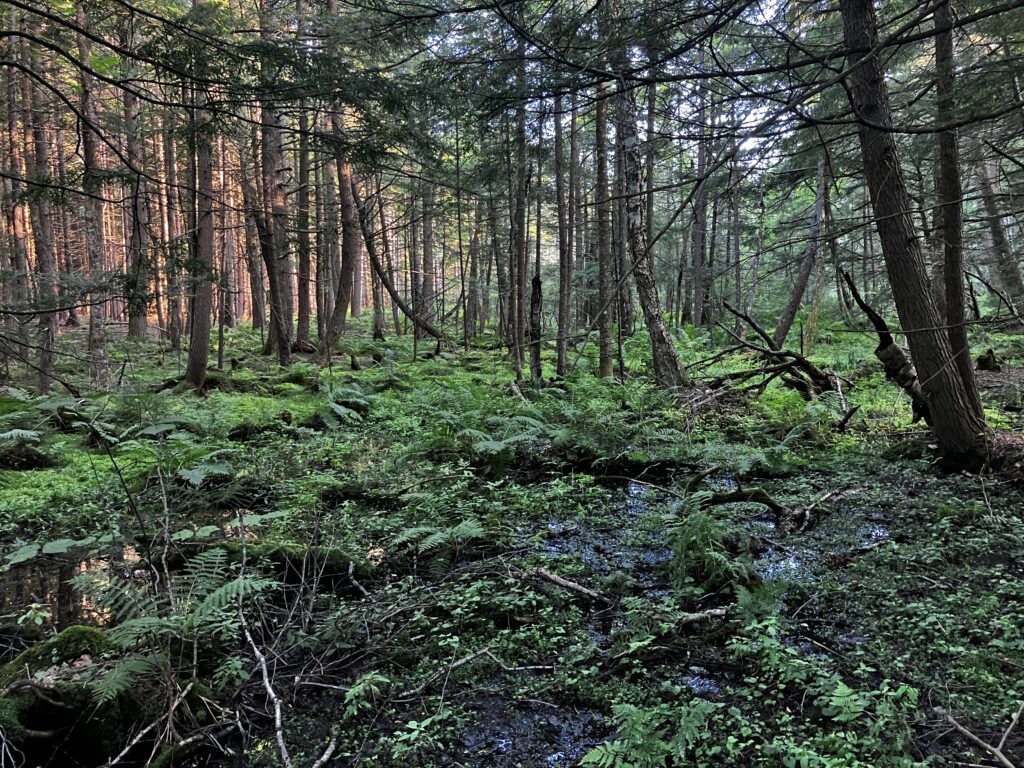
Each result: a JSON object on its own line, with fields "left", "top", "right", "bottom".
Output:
{"left": 935, "top": 0, "right": 982, "bottom": 414}
{"left": 839, "top": 0, "right": 988, "bottom": 464}
{"left": 614, "top": 77, "right": 688, "bottom": 387}
{"left": 120, "top": 25, "right": 150, "bottom": 340}
{"left": 977, "top": 161, "right": 1024, "bottom": 308}
{"left": 183, "top": 80, "right": 215, "bottom": 388}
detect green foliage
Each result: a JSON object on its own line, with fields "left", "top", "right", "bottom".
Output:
{"left": 666, "top": 491, "right": 751, "bottom": 594}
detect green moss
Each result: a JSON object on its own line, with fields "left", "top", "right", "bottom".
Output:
{"left": 0, "top": 695, "right": 28, "bottom": 742}
{"left": 0, "top": 626, "right": 110, "bottom": 688}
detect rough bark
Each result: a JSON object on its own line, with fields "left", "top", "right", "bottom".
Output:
{"left": 977, "top": 162, "right": 1024, "bottom": 308}
{"left": 183, "top": 81, "right": 215, "bottom": 388}
{"left": 615, "top": 79, "right": 688, "bottom": 387}
{"left": 555, "top": 95, "right": 572, "bottom": 378}
{"left": 839, "top": 0, "right": 988, "bottom": 464}
{"left": 74, "top": 2, "right": 109, "bottom": 364}
{"left": 121, "top": 26, "right": 149, "bottom": 340}
{"left": 25, "top": 51, "right": 57, "bottom": 392}
{"left": 596, "top": 84, "right": 614, "bottom": 379}
{"left": 935, "top": 0, "right": 982, "bottom": 417}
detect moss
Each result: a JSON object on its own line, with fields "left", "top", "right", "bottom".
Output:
{"left": 0, "top": 626, "right": 110, "bottom": 688}
{"left": 0, "top": 695, "right": 28, "bottom": 742}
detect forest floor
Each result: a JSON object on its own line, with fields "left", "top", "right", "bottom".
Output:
{"left": 0, "top": 324, "right": 1022, "bottom": 767}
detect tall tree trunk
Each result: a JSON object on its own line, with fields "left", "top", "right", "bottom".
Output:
{"left": 839, "top": 0, "right": 988, "bottom": 464}
{"left": 74, "top": 2, "right": 109, "bottom": 370}
{"left": 183, "top": 77, "right": 215, "bottom": 388}
{"left": 774, "top": 159, "right": 825, "bottom": 348}
{"left": 259, "top": 0, "right": 292, "bottom": 364}
{"left": 529, "top": 111, "right": 544, "bottom": 385}
{"left": 977, "top": 162, "right": 1024, "bottom": 307}
{"left": 614, "top": 72, "right": 688, "bottom": 387}
{"left": 25, "top": 51, "right": 57, "bottom": 392}
{"left": 596, "top": 84, "right": 614, "bottom": 379}
{"left": 555, "top": 94, "right": 572, "bottom": 377}
{"left": 377, "top": 186, "right": 402, "bottom": 334}
{"left": 421, "top": 181, "right": 436, "bottom": 332}
{"left": 318, "top": 155, "right": 357, "bottom": 361}
{"left": 295, "top": 107, "right": 312, "bottom": 346}
{"left": 121, "top": 25, "right": 149, "bottom": 340}
{"left": 692, "top": 51, "right": 709, "bottom": 327}
{"left": 161, "top": 120, "right": 184, "bottom": 351}
{"left": 935, "top": 0, "right": 981, "bottom": 411}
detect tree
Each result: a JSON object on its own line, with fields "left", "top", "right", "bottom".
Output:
{"left": 839, "top": 0, "right": 988, "bottom": 464}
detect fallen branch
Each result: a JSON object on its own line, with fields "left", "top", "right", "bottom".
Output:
{"left": 708, "top": 488, "right": 786, "bottom": 517}
{"left": 718, "top": 303, "right": 836, "bottom": 399}
{"left": 998, "top": 702, "right": 1024, "bottom": 753}
{"left": 481, "top": 649, "right": 555, "bottom": 674}
{"left": 396, "top": 647, "right": 493, "bottom": 699}
{"left": 842, "top": 271, "right": 930, "bottom": 424}
{"left": 347, "top": 561, "right": 369, "bottom": 598}
{"left": 105, "top": 682, "right": 194, "bottom": 767}
{"left": 529, "top": 567, "right": 613, "bottom": 605}
{"left": 837, "top": 405, "right": 861, "bottom": 432}
{"left": 942, "top": 710, "right": 1018, "bottom": 768}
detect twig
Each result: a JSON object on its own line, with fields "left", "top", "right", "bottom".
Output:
{"left": 396, "top": 646, "right": 493, "bottom": 699}
{"left": 309, "top": 725, "right": 341, "bottom": 768}
{"left": 943, "top": 712, "right": 1018, "bottom": 768}
{"left": 105, "top": 682, "right": 194, "bottom": 767}
{"left": 347, "top": 561, "right": 369, "bottom": 598}
{"left": 528, "top": 567, "right": 612, "bottom": 605}
{"left": 482, "top": 650, "right": 555, "bottom": 673}
{"left": 998, "top": 702, "right": 1024, "bottom": 752}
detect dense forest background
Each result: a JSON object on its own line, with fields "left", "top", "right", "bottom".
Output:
{"left": 0, "top": 0, "right": 1023, "bottom": 766}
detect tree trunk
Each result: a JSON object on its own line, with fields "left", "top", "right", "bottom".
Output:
{"left": 121, "top": 26, "right": 149, "bottom": 340}
{"left": 25, "top": 51, "right": 57, "bottom": 393}
{"left": 596, "top": 84, "right": 614, "bottom": 379}
{"left": 977, "top": 161, "right": 1024, "bottom": 308}
{"left": 935, "top": 0, "right": 982, "bottom": 412}
{"left": 161, "top": 120, "right": 183, "bottom": 351}
{"left": 184, "top": 80, "right": 215, "bottom": 388}
{"left": 555, "top": 95, "right": 572, "bottom": 377}
{"left": 74, "top": 2, "right": 109, "bottom": 370}
{"left": 774, "top": 159, "right": 825, "bottom": 348}
{"left": 295, "top": 107, "right": 312, "bottom": 346}
{"left": 839, "top": 0, "right": 988, "bottom": 464}
{"left": 318, "top": 155, "right": 357, "bottom": 361}
{"left": 614, "top": 75, "right": 688, "bottom": 387}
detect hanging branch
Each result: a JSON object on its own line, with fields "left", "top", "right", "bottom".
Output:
{"left": 350, "top": 180, "right": 446, "bottom": 342}
{"left": 841, "top": 271, "right": 930, "bottom": 424}
{"left": 717, "top": 302, "right": 836, "bottom": 399}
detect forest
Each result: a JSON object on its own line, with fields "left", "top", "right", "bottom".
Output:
{"left": 0, "top": 0, "right": 1022, "bottom": 765}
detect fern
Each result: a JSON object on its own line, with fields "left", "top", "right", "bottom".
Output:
{"left": 92, "top": 653, "right": 164, "bottom": 704}
{"left": 0, "top": 429, "right": 40, "bottom": 443}
{"left": 666, "top": 492, "right": 750, "bottom": 593}
{"left": 392, "top": 519, "right": 490, "bottom": 558}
